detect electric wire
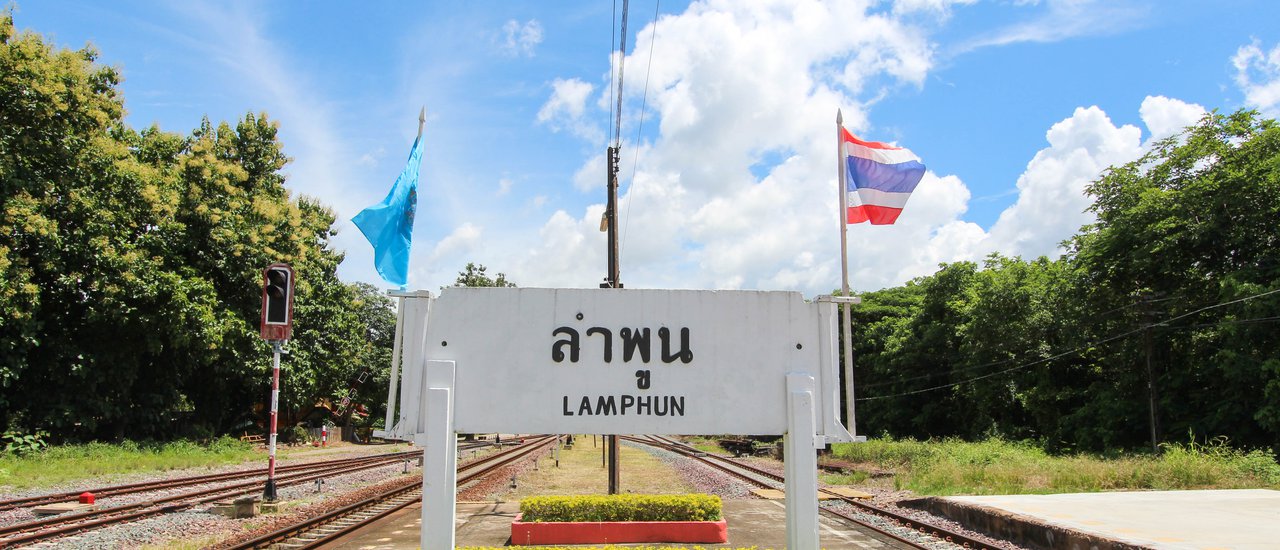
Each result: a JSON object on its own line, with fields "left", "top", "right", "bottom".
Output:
{"left": 619, "top": 0, "right": 660, "bottom": 259}
{"left": 608, "top": 0, "right": 617, "bottom": 141}
{"left": 857, "top": 286, "right": 1280, "bottom": 401}
{"left": 611, "top": 0, "right": 630, "bottom": 148}
{"left": 860, "top": 293, "right": 1181, "bottom": 390}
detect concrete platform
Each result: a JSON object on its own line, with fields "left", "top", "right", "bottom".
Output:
{"left": 326, "top": 499, "right": 896, "bottom": 548}
{"left": 909, "top": 489, "right": 1280, "bottom": 550}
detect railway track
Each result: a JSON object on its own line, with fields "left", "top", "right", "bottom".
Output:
{"left": 628, "top": 435, "right": 998, "bottom": 550}
{"left": 222, "top": 435, "right": 557, "bottom": 550}
{"left": 0, "top": 450, "right": 426, "bottom": 548}
{"left": 0, "top": 451, "right": 421, "bottom": 514}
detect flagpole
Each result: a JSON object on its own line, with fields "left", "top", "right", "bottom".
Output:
{"left": 836, "top": 109, "right": 856, "bottom": 434}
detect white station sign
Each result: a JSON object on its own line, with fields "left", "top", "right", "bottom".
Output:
{"left": 417, "top": 287, "right": 848, "bottom": 436}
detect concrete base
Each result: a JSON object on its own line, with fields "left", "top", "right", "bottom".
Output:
{"left": 211, "top": 496, "right": 260, "bottom": 519}
{"left": 907, "top": 489, "right": 1280, "bottom": 550}
{"left": 33, "top": 502, "right": 98, "bottom": 516}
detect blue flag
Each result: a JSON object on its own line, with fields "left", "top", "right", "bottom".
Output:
{"left": 352, "top": 135, "right": 424, "bottom": 287}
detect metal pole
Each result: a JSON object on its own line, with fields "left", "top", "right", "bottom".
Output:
{"left": 384, "top": 296, "right": 406, "bottom": 431}
{"left": 604, "top": 145, "right": 622, "bottom": 495}
{"left": 836, "top": 110, "right": 857, "bottom": 432}
{"left": 1142, "top": 295, "right": 1159, "bottom": 454}
{"left": 606, "top": 145, "right": 621, "bottom": 287}
{"left": 264, "top": 340, "right": 282, "bottom": 501}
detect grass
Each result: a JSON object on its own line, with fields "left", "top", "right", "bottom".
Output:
{"left": 492, "top": 436, "right": 695, "bottom": 501}
{"left": 680, "top": 436, "right": 730, "bottom": 456}
{"left": 819, "top": 471, "right": 869, "bottom": 485}
{"left": 830, "top": 436, "right": 1280, "bottom": 495}
{"left": 0, "top": 436, "right": 259, "bottom": 490}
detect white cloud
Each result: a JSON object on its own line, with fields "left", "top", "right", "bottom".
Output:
{"left": 953, "top": 0, "right": 1147, "bottom": 54}
{"left": 428, "top": 223, "right": 483, "bottom": 265}
{"left": 1139, "top": 95, "right": 1206, "bottom": 144}
{"left": 516, "top": 0, "right": 943, "bottom": 292}
{"left": 537, "top": 78, "right": 604, "bottom": 143}
{"left": 497, "top": 177, "right": 513, "bottom": 197}
{"left": 979, "top": 95, "right": 1204, "bottom": 260}
{"left": 439, "top": 0, "right": 1203, "bottom": 295}
{"left": 981, "top": 106, "right": 1143, "bottom": 258}
{"left": 500, "top": 19, "right": 544, "bottom": 57}
{"left": 892, "top": 0, "right": 977, "bottom": 17}
{"left": 1232, "top": 39, "right": 1280, "bottom": 117}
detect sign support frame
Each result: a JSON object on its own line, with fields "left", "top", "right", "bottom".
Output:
{"left": 421, "top": 359, "right": 457, "bottom": 550}
{"left": 784, "top": 372, "right": 820, "bottom": 549}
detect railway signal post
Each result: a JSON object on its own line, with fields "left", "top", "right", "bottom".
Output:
{"left": 259, "top": 263, "right": 295, "bottom": 502}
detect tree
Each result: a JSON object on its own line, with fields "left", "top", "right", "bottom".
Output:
{"left": 1071, "top": 109, "right": 1280, "bottom": 449}
{"left": 453, "top": 262, "right": 517, "bottom": 288}
{"left": 0, "top": 12, "right": 397, "bottom": 441}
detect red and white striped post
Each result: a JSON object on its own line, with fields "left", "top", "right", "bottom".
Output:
{"left": 259, "top": 264, "right": 294, "bottom": 502}
{"left": 264, "top": 340, "right": 283, "bottom": 501}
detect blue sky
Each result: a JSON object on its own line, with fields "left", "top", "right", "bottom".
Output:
{"left": 16, "top": 0, "right": 1280, "bottom": 295}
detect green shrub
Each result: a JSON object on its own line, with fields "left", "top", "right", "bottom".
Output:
{"left": 519, "top": 494, "right": 722, "bottom": 522}
{"left": 2, "top": 430, "right": 49, "bottom": 455}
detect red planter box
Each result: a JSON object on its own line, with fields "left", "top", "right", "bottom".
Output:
{"left": 510, "top": 514, "right": 728, "bottom": 545}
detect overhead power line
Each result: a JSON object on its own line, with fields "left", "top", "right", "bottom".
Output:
{"left": 620, "top": 0, "right": 660, "bottom": 259}
{"left": 857, "top": 286, "right": 1280, "bottom": 401}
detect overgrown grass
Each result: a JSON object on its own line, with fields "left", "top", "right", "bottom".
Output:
{"left": 830, "top": 436, "right": 1280, "bottom": 495}
{"left": 820, "top": 471, "right": 870, "bottom": 485}
{"left": 0, "top": 436, "right": 258, "bottom": 490}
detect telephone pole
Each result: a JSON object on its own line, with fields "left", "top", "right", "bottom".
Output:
{"left": 601, "top": 145, "right": 622, "bottom": 494}
{"left": 1140, "top": 293, "right": 1160, "bottom": 454}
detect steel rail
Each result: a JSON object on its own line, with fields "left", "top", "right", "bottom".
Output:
{"left": 0, "top": 451, "right": 420, "bottom": 513}
{"left": 223, "top": 436, "right": 556, "bottom": 550}
{"left": 0, "top": 453, "right": 416, "bottom": 548}
{"left": 626, "top": 435, "right": 987, "bottom": 550}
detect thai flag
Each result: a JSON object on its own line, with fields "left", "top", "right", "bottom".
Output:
{"left": 842, "top": 127, "right": 926, "bottom": 225}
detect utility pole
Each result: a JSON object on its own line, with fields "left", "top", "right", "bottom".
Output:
{"left": 601, "top": 145, "right": 622, "bottom": 495}
{"left": 1140, "top": 293, "right": 1160, "bottom": 454}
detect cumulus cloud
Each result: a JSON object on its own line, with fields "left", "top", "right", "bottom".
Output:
{"left": 428, "top": 222, "right": 483, "bottom": 265}
{"left": 500, "top": 19, "right": 544, "bottom": 57}
{"left": 1139, "top": 94, "right": 1207, "bottom": 144}
{"left": 505, "top": 0, "right": 1203, "bottom": 294}
{"left": 979, "top": 95, "right": 1204, "bottom": 260}
{"left": 520, "top": 0, "right": 943, "bottom": 291}
{"left": 537, "top": 78, "right": 604, "bottom": 143}
{"left": 1232, "top": 39, "right": 1280, "bottom": 117}
{"left": 981, "top": 106, "right": 1143, "bottom": 257}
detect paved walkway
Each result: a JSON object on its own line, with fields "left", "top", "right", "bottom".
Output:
{"left": 938, "top": 489, "right": 1280, "bottom": 550}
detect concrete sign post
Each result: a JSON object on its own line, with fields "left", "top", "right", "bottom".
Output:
{"left": 378, "top": 287, "right": 859, "bottom": 549}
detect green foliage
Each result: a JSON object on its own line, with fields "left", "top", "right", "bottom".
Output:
{"left": 453, "top": 262, "right": 517, "bottom": 288}
{"left": 287, "top": 424, "right": 311, "bottom": 444}
{"left": 0, "top": 437, "right": 256, "bottom": 489}
{"left": 0, "top": 12, "right": 395, "bottom": 442}
{"left": 2, "top": 429, "right": 48, "bottom": 454}
{"left": 519, "top": 494, "right": 722, "bottom": 522}
{"left": 831, "top": 437, "right": 1280, "bottom": 495}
